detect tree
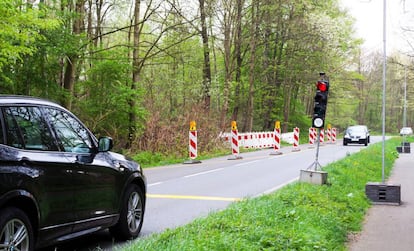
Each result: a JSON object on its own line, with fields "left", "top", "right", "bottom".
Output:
{"left": 198, "top": 0, "right": 212, "bottom": 112}
{"left": 244, "top": 0, "right": 258, "bottom": 132}
{"left": 0, "top": 0, "right": 58, "bottom": 72}
{"left": 219, "top": 0, "right": 245, "bottom": 129}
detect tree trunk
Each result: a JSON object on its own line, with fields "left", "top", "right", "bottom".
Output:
{"left": 221, "top": 9, "right": 231, "bottom": 130}
{"left": 62, "top": 0, "right": 84, "bottom": 109}
{"left": 128, "top": 0, "right": 141, "bottom": 148}
{"left": 244, "top": 0, "right": 258, "bottom": 132}
{"left": 283, "top": 85, "right": 291, "bottom": 133}
{"left": 96, "top": 0, "right": 103, "bottom": 47}
{"left": 231, "top": 0, "right": 243, "bottom": 126}
{"left": 199, "top": 0, "right": 211, "bottom": 112}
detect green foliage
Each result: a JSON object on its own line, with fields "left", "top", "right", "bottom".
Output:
{"left": 132, "top": 151, "right": 166, "bottom": 167}
{"left": 0, "top": 0, "right": 59, "bottom": 71}
{"left": 73, "top": 49, "right": 148, "bottom": 147}
{"left": 0, "top": 0, "right": 409, "bottom": 158}
{"left": 119, "top": 139, "right": 400, "bottom": 251}
{"left": 0, "top": 3, "right": 79, "bottom": 100}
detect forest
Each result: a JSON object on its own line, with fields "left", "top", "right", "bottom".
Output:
{"left": 1, "top": 0, "right": 413, "bottom": 158}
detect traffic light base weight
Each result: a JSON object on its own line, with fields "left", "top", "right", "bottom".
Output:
{"left": 365, "top": 182, "right": 401, "bottom": 205}
{"left": 299, "top": 170, "right": 328, "bottom": 185}
{"left": 396, "top": 142, "right": 410, "bottom": 153}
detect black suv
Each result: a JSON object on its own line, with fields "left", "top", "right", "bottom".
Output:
{"left": 0, "top": 95, "right": 146, "bottom": 251}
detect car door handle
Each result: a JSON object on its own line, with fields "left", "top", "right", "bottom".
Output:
{"left": 75, "top": 154, "right": 94, "bottom": 164}
{"left": 19, "top": 157, "right": 32, "bottom": 165}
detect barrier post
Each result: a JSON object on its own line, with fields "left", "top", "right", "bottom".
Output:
{"left": 292, "top": 127, "right": 301, "bottom": 152}
{"left": 270, "top": 121, "right": 283, "bottom": 155}
{"left": 309, "top": 127, "right": 315, "bottom": 148}
{"left": 331, "top": 128, "right": 337, "bottom": 144}
{"left": 184, "top": 121, "right": 201, "bottom": 164}
{"left": 319, "top": 128, "right": 324, "bottom": 144}
{"left": 228, "top": 121, "right": 243, "bottom": 160}
{"left": 327, "top": 124, "right": 332, "bottom": 143}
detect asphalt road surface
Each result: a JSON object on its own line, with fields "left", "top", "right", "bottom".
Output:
{"left": 39, "top": 136, "right": 383, "bottom": 251}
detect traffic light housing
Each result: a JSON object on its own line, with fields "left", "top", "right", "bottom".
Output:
{"left": 312, "top": 80, "right": 329, "bottom": 128}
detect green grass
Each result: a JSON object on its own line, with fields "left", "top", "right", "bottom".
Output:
{"left": 130, "top": 146, "right": 233, "bottom": 168}
{"left": 119, "top": 137, "right": 402, "bottom": 251}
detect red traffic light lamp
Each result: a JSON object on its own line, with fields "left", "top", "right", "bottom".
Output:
{"left": 316, "top": 81, "right": 328, "bottom": 92}
{"left": 317, "top": 72, "right": 329, "bottom": 93}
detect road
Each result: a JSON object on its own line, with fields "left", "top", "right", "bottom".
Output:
{"left": 40, "top": 136, "right": 382, "bottom": 251}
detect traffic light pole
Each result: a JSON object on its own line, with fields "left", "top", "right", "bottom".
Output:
{"left": 308, "top": 127, "right": 322, "bottom": 171}
{"left": 301, "top": 127, "right": 327, "bottom": 185}
{"left": 300, "top": 73, "right": 328, "bottom": 184}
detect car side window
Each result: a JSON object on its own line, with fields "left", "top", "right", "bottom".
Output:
{"left": 0, "top": 110, "right": 4, "bottom": 145}
{"left": 45, "top": 108, "right": 94, "bottom": 153}
{"left": 3, "top": 106, "right": 58, "bottom": 151}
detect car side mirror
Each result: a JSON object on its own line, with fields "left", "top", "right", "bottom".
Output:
{"left": 98, "top": 137, "right": 113, "bottom": 152}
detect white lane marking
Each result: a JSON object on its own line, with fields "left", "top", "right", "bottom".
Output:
{"left": 233, "top": 160, "right": 261, "bottom": 167}
{"left": 184, "top": 168, "right": 224, "bottom": 178}
{"left": 148, "top": 182, "right": 163, "bottom": 186}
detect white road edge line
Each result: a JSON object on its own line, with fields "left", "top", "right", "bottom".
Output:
{"left": 233, "top": 160, "right": 261, "bottom": 166}
{"left": 184, "top": 168, "right": 224, "bottom": 178}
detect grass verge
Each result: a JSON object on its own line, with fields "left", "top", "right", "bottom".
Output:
{"left": 120, "top": 138, "right": 401, "bottom": 251}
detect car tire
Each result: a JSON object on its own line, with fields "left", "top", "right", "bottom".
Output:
{"left": 364, "top": 139, "right": 368, "bottom": 146}
{"left": 110, "top": 184, "right": 145, "bottom": 240}
{"left": 343, "top": 139, "right": 347, "bottom": 146}
{"left": 0, "top": 207, "right": 34, "bottom": 251}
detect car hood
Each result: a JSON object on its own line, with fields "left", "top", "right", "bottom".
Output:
{"left": 107, "top": 151, "right": 142, "bottom": 172}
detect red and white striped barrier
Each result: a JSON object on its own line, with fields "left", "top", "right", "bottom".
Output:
{"left": 231, "top": 129, "right": 239, "bottom": 155}
{"left": 256, "top": 132, "right": 274, "bottom": 148}
{"left": 224, "top": 132, "right": 275, "bottom": 149}
{"left": 292, "top": 127, "right": 300, "bottom": 152}
{"left": 242, "top": 134, "right": 253, "bottom": 148}
{"left": 228, "top": 121, "right": 242, "bottom": 160}
{"left": 319, "top": 129, "right": 324, "bottom": 144}
{"left": 189, "top": 130, "right": 197, "bottom": 159}
{"left": 331, "top": 128, "right": 337, "bottom": 143}
{"left": 220, "top": 129, "right": 297, "bottom": 149}
{"left": 309, "top": 127, "right": 316, "bottom": 147}
{"left": 271, "top": 128, "right": 282, "bottom": 155}
{"left": 326, "top": 128, "right": 331, "bottom": 143}
{"left": 184, "top": 121, "right": 201, "bottom": 164}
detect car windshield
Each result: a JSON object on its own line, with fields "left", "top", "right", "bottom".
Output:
{"left": 348, "top": 127, "right": 365, "bottom": 133}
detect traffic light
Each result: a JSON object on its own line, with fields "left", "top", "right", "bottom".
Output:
{"left": 312, "top": 80, "right": 329, "bottom": 128}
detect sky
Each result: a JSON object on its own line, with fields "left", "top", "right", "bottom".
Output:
{"left": 340, "top": 0, "right": 413, "bottom": 54}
